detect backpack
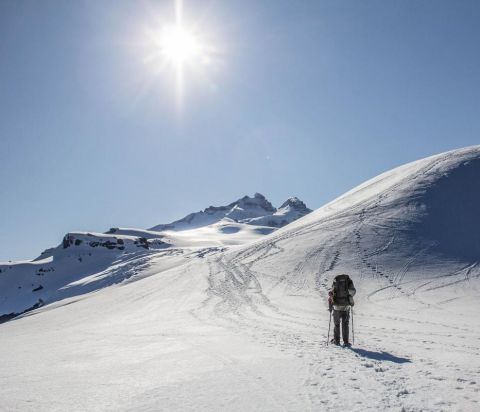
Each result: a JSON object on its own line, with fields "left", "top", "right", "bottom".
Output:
{"left": 332, "top": 274, "right": 351, "bottom": 306}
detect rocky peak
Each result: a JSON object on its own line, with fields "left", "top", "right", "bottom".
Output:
{"left": 279, "top": 197, "right": 311, "bottom": 213}
{"left": 234, "top": 193, "right": 276, "bottom": 213}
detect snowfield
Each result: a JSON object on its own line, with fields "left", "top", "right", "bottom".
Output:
{"left": 0, "top": 194, "right": 308, "bottom": 319}
{"left": 1, "top": 146, "right": 480, "bottom": 411}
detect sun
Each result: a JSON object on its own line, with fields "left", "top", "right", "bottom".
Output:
{"left": 139, "top": 1, "right": 217, "bottom": 106}
{"left": 160, "top": 25, "right": 202, "bottom": 66}
{"left": 153, "top": 23, "right": 207, "bottom": 105}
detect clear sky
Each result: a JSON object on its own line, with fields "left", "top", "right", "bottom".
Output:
{"left": 1, "top": 0, "right": 479, "bottom": 261}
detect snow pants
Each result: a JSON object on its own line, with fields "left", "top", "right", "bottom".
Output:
{"left": 333, "top": 309, "right": 350, "bottom": 344}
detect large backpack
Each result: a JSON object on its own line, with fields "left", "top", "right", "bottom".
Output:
{"left": 332, "top": 274, "right": 351, "bottom": 306}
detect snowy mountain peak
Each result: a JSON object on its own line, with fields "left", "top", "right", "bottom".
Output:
{"left": 150, "top": 193, "right": 308, "bottom": 231}
{"left": 235, "top": 192, "right": 276, "bottom": 213}
{"left": 224, "top": 193, "right": 276, "bottom": 221}
{"left": 243, "top": 195, "right": 312, "bottom": 228}
{"left": 278, "top": 197, "right": 311, "bottom": 213}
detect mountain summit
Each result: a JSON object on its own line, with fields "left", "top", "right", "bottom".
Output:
{"left": 149, "top": 193, "right": 311, "bottom": 231}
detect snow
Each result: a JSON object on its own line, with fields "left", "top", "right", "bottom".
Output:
{"left": 149, "top": 192, "right": 311, "bottom": 231}
{"left": 245, "top": 197, "right": 312, "bottom": 228}
{"left": 1, "top": 146, "right": 480, "bottom": 411}
{"left": 0, "top": 194, "right": 308, "bottom": 318}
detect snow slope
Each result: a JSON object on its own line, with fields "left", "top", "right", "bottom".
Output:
{"left": 0, "top": 221, "right": 274, "bottom": 319}
{"left": 1, "top": 146, "right": 480, "bottom": 411}
{"left": 0, "top": 193, "right": 306, "bottom": 319}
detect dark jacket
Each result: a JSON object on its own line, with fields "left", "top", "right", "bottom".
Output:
{"left": 328, "top": 275, "right": 356, "bottom": 311}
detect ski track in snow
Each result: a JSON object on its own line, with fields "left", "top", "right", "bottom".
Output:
{"left": 181, "top": 208, "right": 479, "bottom": 412}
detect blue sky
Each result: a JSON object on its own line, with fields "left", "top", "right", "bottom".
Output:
{"left": 1, "top": 0, "right": 479, "bottom": 260}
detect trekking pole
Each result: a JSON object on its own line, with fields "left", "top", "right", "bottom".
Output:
{"left": 351, "top": 308, "right": 355, "bottom": 346}
{"left": 327, "top": 309, "right": 332, "bottom": 345}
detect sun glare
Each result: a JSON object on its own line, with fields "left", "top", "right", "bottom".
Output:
{"left": 141, "top": 0, "right": 218, "bottom": 108}
{"left": 160, "top": 25, "right": 202, "bottom": 66}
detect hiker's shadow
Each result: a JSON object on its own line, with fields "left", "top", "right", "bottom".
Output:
{"left": 350, "top": 348, "right": 411, "bottom": 364}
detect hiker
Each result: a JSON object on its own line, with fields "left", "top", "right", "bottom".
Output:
{"left": 328, "top": 274, "right": 356, "bottom": 346}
